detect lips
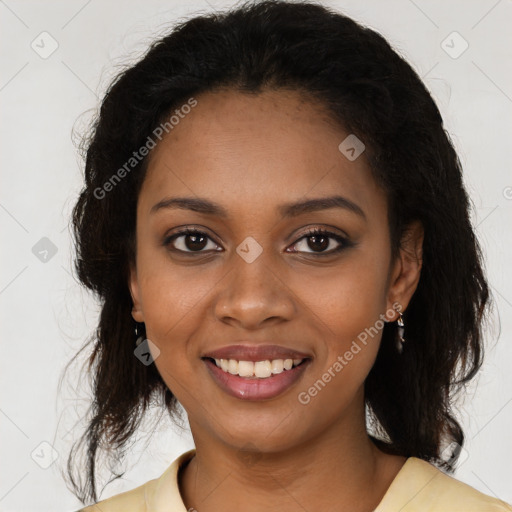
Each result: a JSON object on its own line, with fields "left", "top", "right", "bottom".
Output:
{"left": 203, "top": 357, "right": 311, "bottom": 400}
{"left": 202, "top": 344, "right": 311, "bottom": 362}
{"left": 201, "top": 344, "right": 312, "bottom": 400}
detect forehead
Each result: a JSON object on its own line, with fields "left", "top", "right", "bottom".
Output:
{"left": 139, "top": 89, "right": 384, "bottom": 219}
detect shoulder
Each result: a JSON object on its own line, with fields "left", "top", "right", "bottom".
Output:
{"left": 376, "top": 456, "right": 512, "bottom": 512}
{"left": 76, "top": 449, "right": 196, "bottom": 512}
{"left": 77, "top": 477, "right": 157, "bottom": 512}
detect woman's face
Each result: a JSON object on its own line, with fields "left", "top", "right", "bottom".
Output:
{"left": 129, "top": 89, "right": 422, "bottom": 453}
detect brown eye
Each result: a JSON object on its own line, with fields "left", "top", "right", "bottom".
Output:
{"left": 182, "top": 232, "right": 208, "bottom": 251}
{"left": 290, "top": 228, "right": 349, "bottom": 255}
{"left": 164, "top": 229, "right": 220, "bottom": 253}
{"left": 306, "top": 233, "right": 330, "bottom": 252}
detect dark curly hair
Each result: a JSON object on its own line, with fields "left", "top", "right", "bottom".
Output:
{"left": 66, "top": 0, "right": 490, "bottom": 504}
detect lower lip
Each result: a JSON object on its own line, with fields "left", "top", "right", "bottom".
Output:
{"left": 203, "top": 358, "right": 311, "bottom": 401}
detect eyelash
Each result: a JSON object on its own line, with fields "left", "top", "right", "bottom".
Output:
{"left": 163, "top": 227, "right": 351, "bottom": 256}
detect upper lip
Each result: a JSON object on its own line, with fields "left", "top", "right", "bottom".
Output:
{"left": 202, "top": 344, "right": 312, "bottom": 362}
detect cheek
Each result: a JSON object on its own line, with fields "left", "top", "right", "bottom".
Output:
{"left": 292, "top": 249, "right": 390, "bottom": 399}
{"left": 134, "top": 248, "right": 210, "bottom": 386}
{"left": 296, "top": 252, "right": 390, "bottom": 344}
{"left": 137, "top": 240, "right": 208, "bottom": 330}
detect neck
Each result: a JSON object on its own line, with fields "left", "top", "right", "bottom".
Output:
{"left": 179, "top": 394, "right": 405, "bottom": 512}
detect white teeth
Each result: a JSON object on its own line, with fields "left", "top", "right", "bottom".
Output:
{"left": 228, "top": 359, "right": 238, "bottom": 375}
{"left": 254, "top": 360, "right": 272, "bottom": 378}
{"left": 212, "top": 357, "right": 305, "bottom": 378}
{"left": 271, "top": 359, "right": 284, "bottom": 374}
{"left": 238, "top": 360, "right": 254, "bottom": 377}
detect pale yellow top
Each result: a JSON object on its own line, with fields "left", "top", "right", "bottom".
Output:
{"left": 80, "top": 449, "right": 511, "bottom": 511}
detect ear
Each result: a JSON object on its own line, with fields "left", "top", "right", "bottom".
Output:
{"left": 129, "top": 261, "right": 145, "bottom": 323}
{"left": 386, "top": 220, "right": 424, "bottom": 320}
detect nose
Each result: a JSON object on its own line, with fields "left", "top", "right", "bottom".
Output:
{"left": 213, "top": 248, "right": 296, "bottom": 330}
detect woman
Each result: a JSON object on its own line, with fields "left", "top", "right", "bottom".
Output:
{"left": 67, "top": 1, "right": 511, "bottom": 510}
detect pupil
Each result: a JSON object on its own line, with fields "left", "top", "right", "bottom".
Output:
{"left": 186, "top": 234, "right": 207, "bottom": 251}
{"left": 308, "top": 235, "right": 328, "bottom": 252}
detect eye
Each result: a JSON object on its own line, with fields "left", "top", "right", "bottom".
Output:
{"left": 288, "top": 228, "right": 349, "bottom": 255}
{"left": 163, "top": 226, "right": 351, "bottom": 256}
{"left": 164, "top": 228, "right": 221, "bottom": 253}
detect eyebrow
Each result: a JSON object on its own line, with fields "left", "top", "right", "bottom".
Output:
{"left": 150, "top": 195, "right": 366, "bottom": 220}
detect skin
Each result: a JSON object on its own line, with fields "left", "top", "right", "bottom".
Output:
{"left": 129, "top": 88, "right": 423, "bottom": 512}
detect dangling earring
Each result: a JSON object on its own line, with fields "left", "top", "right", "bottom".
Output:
{"left": 396, "top": 312, "right": 405, "bottom": 353}
{"left": 135, "top": 322, "right": 145, "bottom": 347}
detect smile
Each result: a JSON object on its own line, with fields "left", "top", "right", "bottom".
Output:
{"left": 210, "top": 357, "right": 305, "bottom": 378}
{"left": 202, "top": 357, "right": 311, "bottom": 400}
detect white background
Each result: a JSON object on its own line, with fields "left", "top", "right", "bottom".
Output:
{"left": 1, "top": 0, "right": 511, "bottom": 510}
